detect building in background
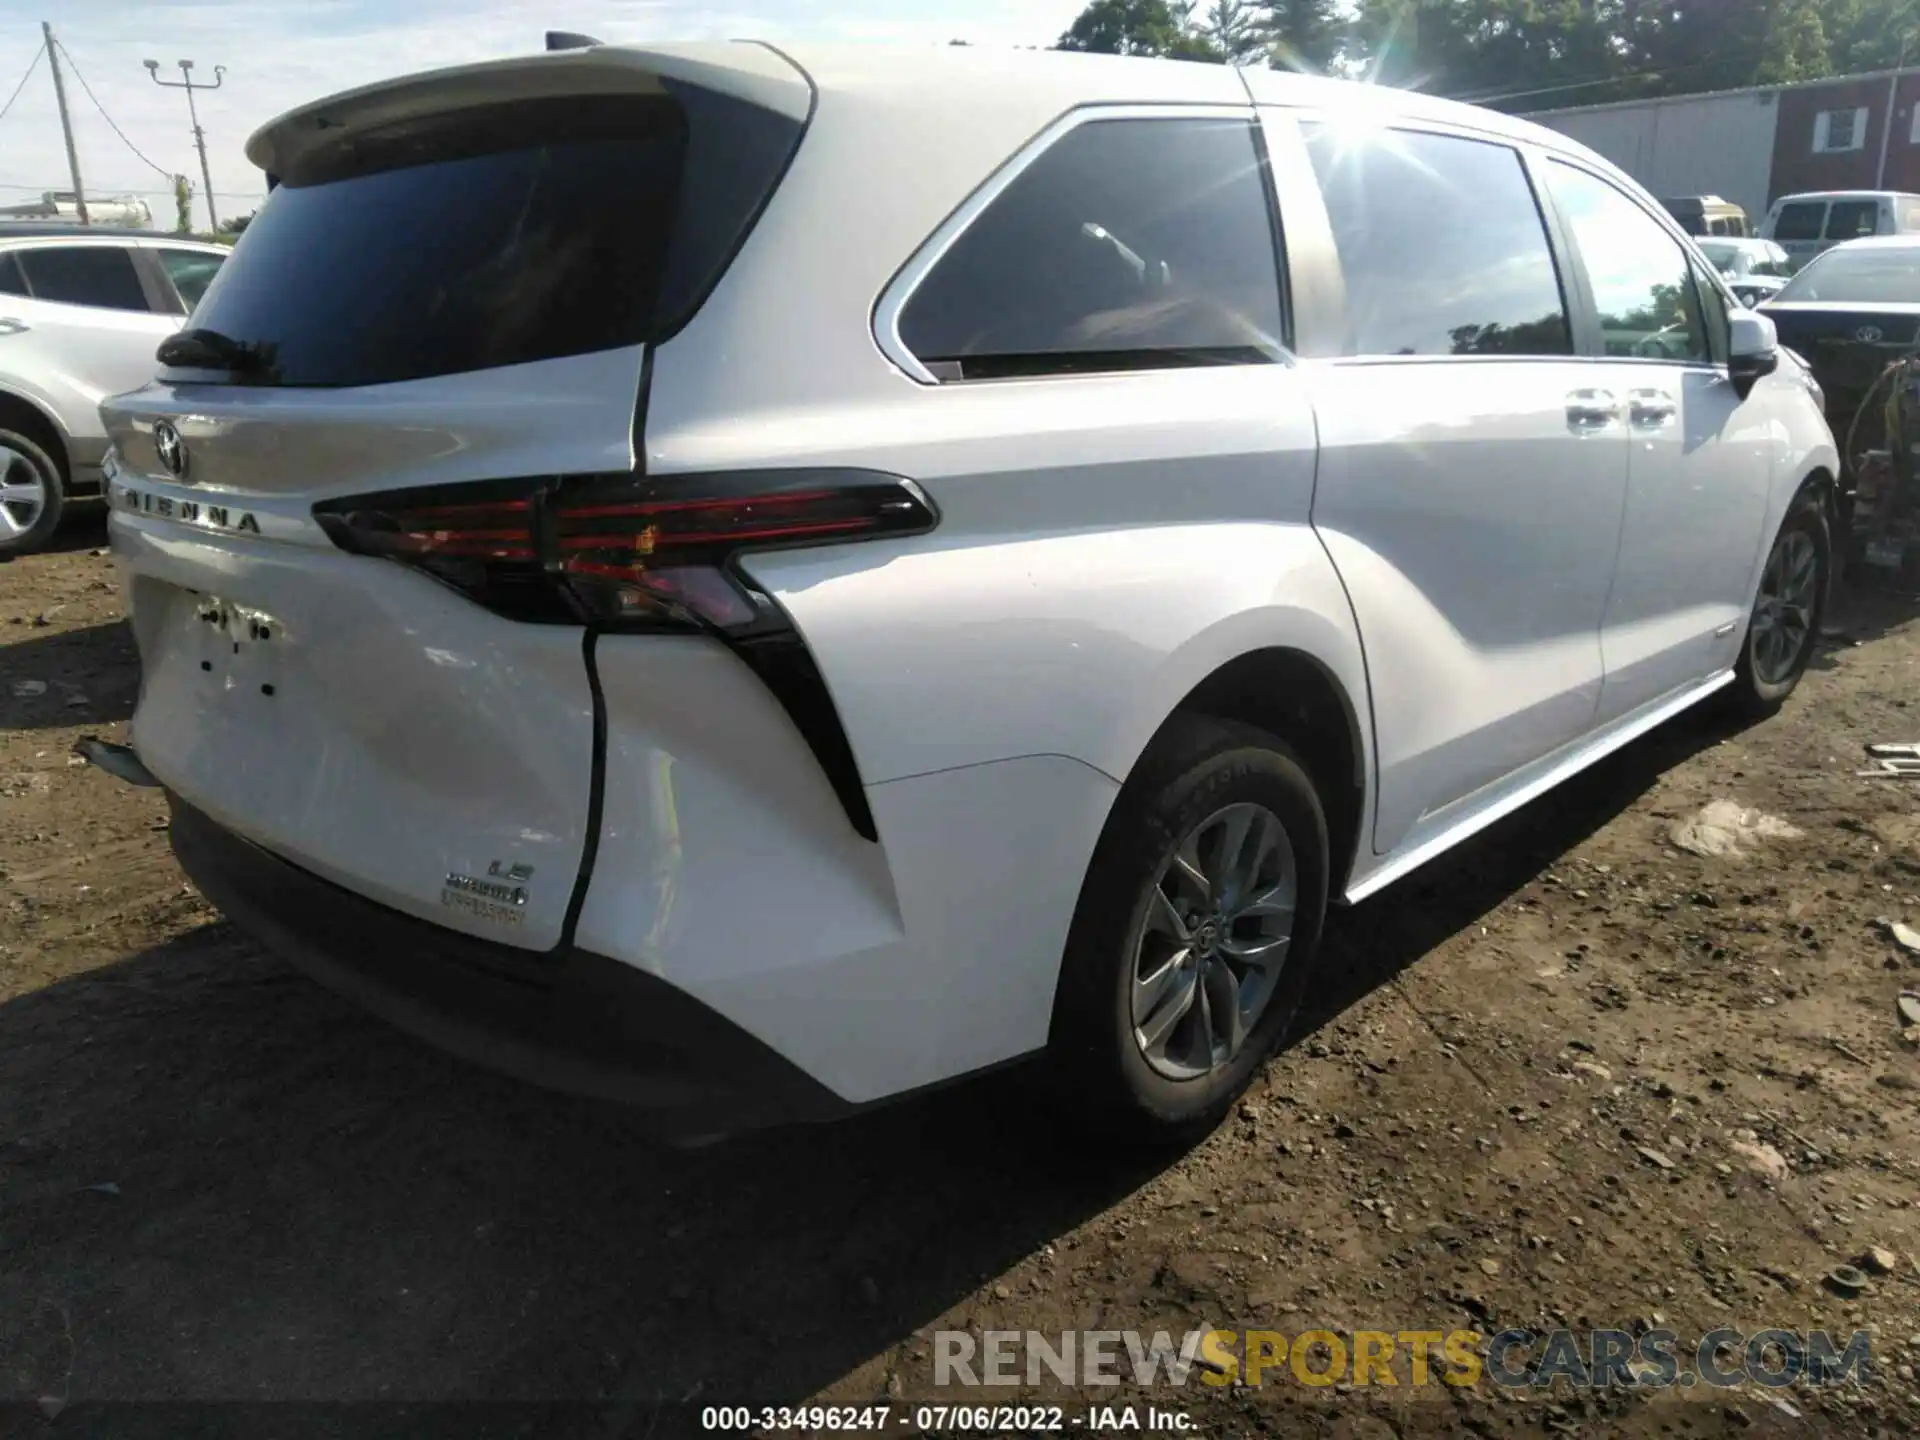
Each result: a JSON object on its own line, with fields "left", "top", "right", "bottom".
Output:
{"left": 1526, "top": 67, "right": 1920, "bottom": 221}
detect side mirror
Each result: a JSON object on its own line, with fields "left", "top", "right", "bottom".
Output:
{"left": 1728, "top": 309, "right": 1779, "bottom": 399}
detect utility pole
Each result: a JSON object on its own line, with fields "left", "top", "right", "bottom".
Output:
{"left": 41, "top": 23, "right": 89, "bottom": 226}
{"left": 145, "top": 57, "right": 224, "bottom": 231}
{"left": 1877, "top": 37, "right": 1913, "bottom": 190}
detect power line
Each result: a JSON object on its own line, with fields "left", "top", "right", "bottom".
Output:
{"left": 1456, "top": 48, "right": 1785, "bottom": 107}
{"left": 0, "top": 39, "right": 45, "bottom": 124}
{"left": 1454, "top": 34, "right": 1920, "bottom": 109}
{"left": 0, "top": 179, "right": 266, "bottom": 200}
{"left": 51, "top": 37, "right": 174, "bottom": 178}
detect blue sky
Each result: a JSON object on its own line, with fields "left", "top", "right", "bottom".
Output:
{"left": 0, "top": 0, "right": 1090, "bottom": 225}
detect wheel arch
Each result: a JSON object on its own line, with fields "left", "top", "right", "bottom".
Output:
{"left": 1775, "top": 459, "right": 1841, "bottom": 604}
{"left": 1120, "top": 641, "right": 1372, "bottom": 899}
{"left": 0, "top": 384, "right": 70, "bottom": 481}
{"left": 1798, "top": 461, "right": 1840, "bottom": 511}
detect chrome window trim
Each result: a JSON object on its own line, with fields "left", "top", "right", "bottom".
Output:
{"left": 871, "top": 101, "right": 1259, "bottom": 386}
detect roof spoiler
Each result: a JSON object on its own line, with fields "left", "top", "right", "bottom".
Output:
{"left": 546, "top": 31, "right": 602, "bottom": 51}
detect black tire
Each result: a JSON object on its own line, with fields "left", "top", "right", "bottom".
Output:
{"left": 0, "top": 425, "right": 66, "bottom": 558}
{"left": 1048, "top": 714, "right": 1330, "bottom": 1148}
{"left": 1725, "top": 490, "right": 1830, "bottom": 720}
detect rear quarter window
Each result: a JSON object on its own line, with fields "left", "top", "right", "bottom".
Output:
{"left": 895, "top": 116, "right": 1286, "bottom": 381}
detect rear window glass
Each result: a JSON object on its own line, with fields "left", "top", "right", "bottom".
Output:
{"left": 1664, "top": 205, "right": 1703, "bottom": 234}
{"left": 183, "top": 91, "right": 801, "bottom": 388}
{"left": 1827, "top": 200, "right": 1881, "bottom": 239}
{"left": 1772, "top": 202, "right": 1826, "bottom": 241}
{"left": 1774, "top": 245, "right": 1920, "bottom": 304}
{"left": 16, "top": 246, "right": 149, "bottom": 311}
{"left": 0, "top": 253, "right": 24, "bottom": 297}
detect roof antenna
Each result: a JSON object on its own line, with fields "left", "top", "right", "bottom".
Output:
{"left": 546, "top": 31, "right": 601, "bottom": 51}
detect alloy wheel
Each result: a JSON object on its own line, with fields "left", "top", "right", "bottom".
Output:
{"left": 0, "top": 443, "right": 47, "bottom": 539}
{"left": 1128, "top": 802, "right": 1297, "bottom": 1081}
{"left": 1750, "top": 527, "right": 1819, "bottom": 687}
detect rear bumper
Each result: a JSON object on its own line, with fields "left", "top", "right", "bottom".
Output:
{"left": 66, "top": 435, "right": 108, "bottom": 497}
{"left": 167, "top": 796, "right": 850, "bottom": 1136}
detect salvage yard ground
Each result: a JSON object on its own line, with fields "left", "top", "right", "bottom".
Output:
{"left": 2, "top": 518, "right": 1918, "bottom": 1439}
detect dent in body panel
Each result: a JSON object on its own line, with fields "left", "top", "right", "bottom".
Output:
{"left": 576, "top": 635, "right": 1121, "bottom": 1101}
{"left": 571, "top": 629, "right": 903, "bottom": 984}
{"left": 678, "top": 753, "right": 1120, "bottom": 1102}
{"left": 114, "top": 517, "right": 595, "bottom": 950}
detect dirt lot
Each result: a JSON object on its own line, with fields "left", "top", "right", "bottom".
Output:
{"left": 2, "top": 514, "right": 1919, "bottom": 1439}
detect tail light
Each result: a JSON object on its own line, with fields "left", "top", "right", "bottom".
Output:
{"left": 313, "top": 470, "right": 938, "bottom": 635}
{"left": 314, "top": 470, "right": 937, "bottom": 843}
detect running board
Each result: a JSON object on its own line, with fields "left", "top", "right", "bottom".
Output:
{"left": 1344, "top": 671, "right": 1734, "bottom": 904}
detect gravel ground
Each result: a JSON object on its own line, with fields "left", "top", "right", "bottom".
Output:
{"left": 1, "top": 513, "right": 1918, "bottom": 1439}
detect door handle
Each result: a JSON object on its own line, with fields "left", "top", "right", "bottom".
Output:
{"left": 1627, "top": 388, "right": 1677, "bottom": 427}
{"left": 1566, "top": 389, "right": 1619, "bottom": 430}
{"left": 0, "top": 317, "right": 27, "bottom": 336}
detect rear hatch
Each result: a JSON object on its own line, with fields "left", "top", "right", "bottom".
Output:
{"left": 101, "top": 43, "right": 812, "bottom": 950}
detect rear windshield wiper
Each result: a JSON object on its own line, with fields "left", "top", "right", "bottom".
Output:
{"left": 156, "top": 327, "right": 271, "bottom": 376}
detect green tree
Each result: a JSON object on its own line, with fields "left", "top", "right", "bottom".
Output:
{"left": 1056, "top": 0, "right": 1224, "bottom": 59}
{"left": 1354, "top": 0, "right": 1627, "bottom": 106}
{"left": 1073, "top": 0, "right": 1918, "bottom": 105}
{"left": 1257, "top": 0, "right": 1347, "bottom": 72}
{"left": 1754, "top": 0, "right": 1834, "bottom": 84}
{"left": 1612, "top": 0, "right": 1847, "bottom": 98}
{"left": 172, "top": 174, "right": 193, "bottom": 235}
{"left": 1197, "top": 0, "right": 1270, "bottom": 61}
{"left": 1824, "top": 0, "right": 1919, "bottom": 72}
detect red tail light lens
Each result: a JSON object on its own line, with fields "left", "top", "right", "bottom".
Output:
{"left": 314, "top": 471, "right": 938, "bottom": 632}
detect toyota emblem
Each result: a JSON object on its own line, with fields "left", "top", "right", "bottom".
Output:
{"left": 152, "top": 420, "right": 188, "bottom": 480}
{"left": 1857, "top": 325, "right": 1885, "bottom": 344}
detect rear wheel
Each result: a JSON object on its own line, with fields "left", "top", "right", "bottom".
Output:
{"left": 1049, "top": 716, "right": 1329, "bottom": 1147}
{"left": 1727, "top": 492, "right": 1828, "bottom": 718}
{"left": 0, "top": 428, "right": 65, "bottom": 557}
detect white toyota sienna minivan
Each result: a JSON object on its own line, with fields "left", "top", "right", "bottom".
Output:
{"left": 95, "top": 40, "right": 1839, "bottom": 1144}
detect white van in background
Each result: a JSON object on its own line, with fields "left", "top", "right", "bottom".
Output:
{"left": 1761, "top": 189, "right": 1920, "bottom": 268}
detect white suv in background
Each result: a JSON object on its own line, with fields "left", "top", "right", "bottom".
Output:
{"left": 0, "top": 225, "right": 228, "bottom": 555}
{"left": 94, "top": 42, "right": 1837, "bottom": 1144}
